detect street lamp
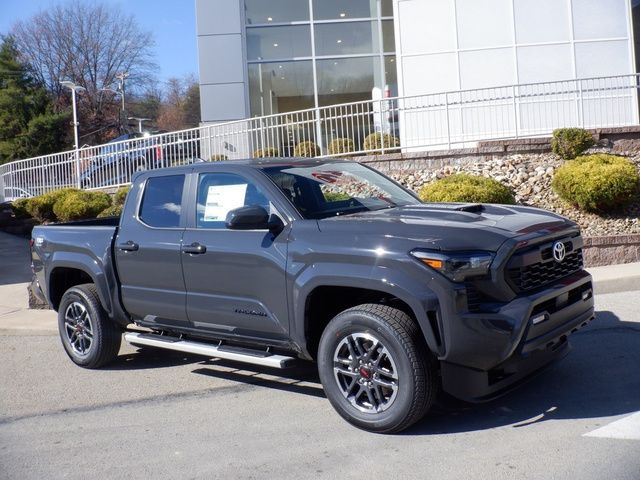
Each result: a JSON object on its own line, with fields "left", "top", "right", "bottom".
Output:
{"left": 128, "top": 117, "right": 151, "bottom": 133}
{"left": 60, "top": 80, "right": 86, "bottom": 188}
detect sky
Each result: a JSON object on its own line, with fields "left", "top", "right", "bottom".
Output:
{"left": 0, "top": 0, "right": 199, "bottom": 86}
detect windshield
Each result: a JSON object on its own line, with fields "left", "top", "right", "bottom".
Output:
{"left": 261, "top": 162, "right": 420, "bottom": 219}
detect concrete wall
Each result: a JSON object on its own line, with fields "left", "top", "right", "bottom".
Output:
{"left": 392, "top": 0, "right": 638, "bottom": 149}
{"left": 196, "top": 0, "right": 249, "bottom": 123}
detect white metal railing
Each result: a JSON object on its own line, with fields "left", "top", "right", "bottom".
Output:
{"left": 1, "top": 73, "right": 638, "bottom": 197}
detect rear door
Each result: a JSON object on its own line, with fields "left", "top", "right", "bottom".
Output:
{"left": 115, "top": 173, "right": 190, "bottom": 328}
{"left": 181, "top": 169, "right": 290, "bottom": 342}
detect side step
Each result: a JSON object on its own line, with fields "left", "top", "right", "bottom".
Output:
{"left": 124, "top": 332, "right": 296, "bottom": 369}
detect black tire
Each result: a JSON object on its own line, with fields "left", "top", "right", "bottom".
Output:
{"left": 57, "top": 283, "right": 121, "bottom": 369}
{"left": 317, "top": 304, "right": 437, "bottom": 433}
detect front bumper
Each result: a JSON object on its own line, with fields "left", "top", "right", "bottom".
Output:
{"left": 439, "top": 269, "right": 594, "bottom": 401}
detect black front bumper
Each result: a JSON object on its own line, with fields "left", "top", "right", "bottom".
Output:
{"left": 439, "top": 270, "right": 594, "bottom": 402}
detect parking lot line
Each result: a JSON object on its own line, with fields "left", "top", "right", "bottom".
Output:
{"left": 583, "top": 412, "right": 640, "bottom": 440}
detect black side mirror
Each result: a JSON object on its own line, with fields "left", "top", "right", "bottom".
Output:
{"left": 225, "top": 205, "right": 283, "bottom": 233}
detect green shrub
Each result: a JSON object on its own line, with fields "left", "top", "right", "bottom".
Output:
{"left": 113, "top": 186, "right": 130, "bottom": 207}
{"left": 97, "top": 204, "right": 123, "bottom": 218}
{"left": 25, "top": 188, "right": 79, "bottom": 223}
{"left": 552, "top": 154, "right": 639, "bottom": 211}
{"left": 53, "top": 190, "right": 112, "bottom": 222}
{"left": 327, "top": 138, "right": 355, "bottom": 156}
{"left": 253, "top": 147, "right": 279, "bottom": 158}
{"left": 419, "top": 174, "right": 516, "bottom": 204}
{"left": 363, "top": 133, "right": 400, "bottom": 152}
{"left": 551, "top": 128, "right": 595, "bottom": 160}
{"left": 294, "top": 141, "right": 320, "bottom": 158}
{"left": 10, "top": 198, "right": 31, "bottom": 219}
{"left": 209, "top": 154, "right": 228, "bottom": 161}
{"left": 323, "top": 191, "right": 351, "bottom": 202}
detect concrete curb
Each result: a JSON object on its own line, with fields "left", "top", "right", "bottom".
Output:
{"left": 588, "top": 262, "right": 640, "bottom": 295}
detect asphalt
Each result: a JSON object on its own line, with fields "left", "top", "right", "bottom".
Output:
{"left": 0, "top": 230, "right": 639, "bottom": 335}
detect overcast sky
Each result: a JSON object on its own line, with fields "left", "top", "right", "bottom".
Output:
{"left": 0, "top": 0, "right": 199, "bottom": 84}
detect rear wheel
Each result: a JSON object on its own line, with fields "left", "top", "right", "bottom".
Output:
{"left": 57, "top": 283, "right": 121, "bottom": 369}
{"left": 317, "top": 304, "right": 438, "bottom": 433}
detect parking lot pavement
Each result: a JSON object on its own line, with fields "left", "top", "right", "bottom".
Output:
{"left": 0, "top": 290, "right": 639, "bottom": 480}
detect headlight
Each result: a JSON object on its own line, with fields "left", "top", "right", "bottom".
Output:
{"left": 411, "top": 250, "right": 494, "bottom": 282}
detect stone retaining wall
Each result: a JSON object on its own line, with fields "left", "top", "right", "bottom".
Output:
{"left": 583, "top": 235, "right": 640, "bottom": 267}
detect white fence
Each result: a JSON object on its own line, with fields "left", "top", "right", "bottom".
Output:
{"left": 1, "top": 73, "right": 638, "bottom": 197}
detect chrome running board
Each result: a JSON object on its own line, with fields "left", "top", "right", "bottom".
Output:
{"left": 124, "top": 332, "right": 296, "bottom": 369}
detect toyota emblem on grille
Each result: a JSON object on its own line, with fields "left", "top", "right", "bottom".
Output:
{"left": 552, "top": 241, "right": 566, "bottom": 262}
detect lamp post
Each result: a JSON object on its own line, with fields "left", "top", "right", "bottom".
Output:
{"left": 60, "top": 80, "right": 86, "bottom": 188}
{"left": 98, "top": 87, "right": 123, "bottom": 132}
{"left": 128, "top": 117, "right": 151, "bottom": 133}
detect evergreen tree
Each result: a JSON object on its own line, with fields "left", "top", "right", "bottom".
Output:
{"left": 0, "top": 35, "right": 69, "bottom": 164}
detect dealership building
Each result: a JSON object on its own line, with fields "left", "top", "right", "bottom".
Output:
{"left": 195, "top": 0, "right": 639, "bottom": 154}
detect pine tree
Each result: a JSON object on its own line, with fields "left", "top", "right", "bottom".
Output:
{"left": 0, "top": 35, "right": 69, "bottom": 164}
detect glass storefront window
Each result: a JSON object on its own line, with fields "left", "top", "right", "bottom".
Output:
{"left": 316, "top": 56, "right": 382, "bottom": 106}
{"left": 381, "top": 0, "right": 393, "bottom": 17}
{"left": 248, "top": 61, "right": 315, "bottom": 116}
{"left": 244, "top": 0, "right": 309, "bottom": 24}
{"left": 382, "top": 20, "right": 395, "bottom": 53}
{"left": 314, "top": 21, "right": 380, "bottom": 56}
{"left": 247, "top": 25, "right": 312, "bottom": 61}
{"left": 384, "top": 55, "right": 398, "bottom": 97}
{"left": 313, "top": 0, "right": 378, "bottom": 20}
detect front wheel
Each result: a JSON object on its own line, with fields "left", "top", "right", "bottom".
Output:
{"left": 317, "top": 304, "right": 438, "bottom": 433}
{"left": 57, "top": 283, "right": 122, "bottom": 369}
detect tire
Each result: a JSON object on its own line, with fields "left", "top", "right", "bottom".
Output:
{"left": 57, "top": 283, "right": 122, "bottom": 369}
{"left": 317, "top": 304, "right": 438, "bottom": 433}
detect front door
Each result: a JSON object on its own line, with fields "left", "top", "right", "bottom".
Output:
{"left": 115, "top": 173, "right": 189, "bottom": 328}
{"left": 181, "top": 171, "right": 289, "bottom": 342}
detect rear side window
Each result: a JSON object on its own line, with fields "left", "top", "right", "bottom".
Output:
{"left": 139, "top": 175, "right": 184, "bottom": 228}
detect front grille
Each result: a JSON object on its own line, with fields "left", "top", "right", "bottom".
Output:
{"left": 507, "top": 248, "right": 583, "bottom": 293}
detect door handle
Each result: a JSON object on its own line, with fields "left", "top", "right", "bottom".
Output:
{"left": 118, "top": 240, "right": 139, "bottom": 252}
{"left": 182, "top": 242, "right": 206, "bottom": 255}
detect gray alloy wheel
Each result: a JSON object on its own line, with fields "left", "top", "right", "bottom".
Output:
{"left": 57, "top": 283, "right": 121, "bottom": 369}
{"left": 318, "top": 304, "right": 438, "bottom": 433}
{"left": 63, "top": 301, "right": 94, "bottom": 357}
{"left": 332, "top": 332, "right": 399, "bottom": 414}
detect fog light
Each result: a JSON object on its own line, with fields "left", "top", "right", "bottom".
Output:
{"left": 581, "top": 290, "right": 592, "bottom": 301}
{"left": 532, "top": 313, "right": 548, "bottom": 325}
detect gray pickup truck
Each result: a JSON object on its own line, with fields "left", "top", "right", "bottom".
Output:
{"left": 31, "top": 158, "right": 594, "bottom": 433}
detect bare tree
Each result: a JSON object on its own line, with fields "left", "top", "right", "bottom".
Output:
{"left": 12, "top": 0, "right": 156, "bottom": 140}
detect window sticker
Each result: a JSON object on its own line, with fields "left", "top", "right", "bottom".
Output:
{"left": 203, "top": 184, "right": 247, "bottom": 221}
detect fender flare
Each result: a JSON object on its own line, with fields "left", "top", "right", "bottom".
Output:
{"left": 292, "top": 262, "right": 443, "bottom": 357}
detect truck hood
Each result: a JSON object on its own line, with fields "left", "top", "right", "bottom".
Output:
{"left": 318, "top": 203, "right": 577, "bottom": 252}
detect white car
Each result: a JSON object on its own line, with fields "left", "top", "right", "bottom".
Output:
{"left": 2, "top": 187, "right": 33, "bottom": 203}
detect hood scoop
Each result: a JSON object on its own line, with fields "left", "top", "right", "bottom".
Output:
{"left": 425, "top": 203, "right": 485, "bottom": 213}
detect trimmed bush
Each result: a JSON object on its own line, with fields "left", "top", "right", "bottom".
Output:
{"left": 363, "top": 133, "right": 400, "bottom": 152}
{"left": 327, "top": 138, "right": 355, "bottom": 156}
{"left": 97, "top": 205, "right": 123, "bottom": 218}
{"left": 25, "top": 188, "right": 79, "bottom": 223}
{"left": 10, "top": 198, "right": 31, "bottom": 219}
{"left": 53, "top": 190, "right": 112, "bottom": 222}
{"left": 209, "top": 154, "right": 228, "bottom": 161}
{"left": 552, "top": 154, "right": 639, "bottom": 212}
{"left": 294, "top": 141, "right": 320, "bottom": 158}
{"left": 253, "top": 147, "right": 279, "bottom": 158}
{"left": 551, "top": 128, "right": 595, "bottom": 160}
{"left": 419, "top": 174, "right": 516, "bottom": 204}
{"left": 113, "top": 186, "right": 130, "bottom": 207}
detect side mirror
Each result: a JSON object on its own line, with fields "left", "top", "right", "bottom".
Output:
{"left": 225, "top": 205, "right": 283, "bottom": 233}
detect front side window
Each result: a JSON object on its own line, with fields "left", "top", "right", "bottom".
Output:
{"left": 197, "top": 173, "right": 272, "bottom": 229}
{"left": 139, "top": 175, "right": 184, "bottom": 228}
{"left": 262, "top": 162, "right": 418, "bottom": 219}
